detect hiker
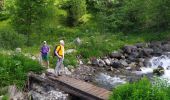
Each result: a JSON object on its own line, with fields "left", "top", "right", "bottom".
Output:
{"left": 54, "top": 40, "right": 65, "bottom": 76}
{"left": 40, "top": 41, "right": 50, "bottom": 68}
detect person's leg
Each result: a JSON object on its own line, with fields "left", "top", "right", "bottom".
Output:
{"left": 58, "top": 59, "right": 63, "bottom": 75}
{"left": 46, "top": 54, "right": 50, "bottom": 68}
{"left": 55, "top": 58, "right": 62, "bottom": 76}
{"left": 47, "top": 61, "right": 49, "bottom": 68}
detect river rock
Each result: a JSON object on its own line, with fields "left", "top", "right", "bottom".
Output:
{"left": 126, "top": 67, "right": 132, "bottom": 70}
{"left": 120, "top": 60, "right": 128, "bottom": 67}
{"left": 129, "top": 62, "right": 136, "bottom": 68}
{"left": 153, "top": 66, "right": 164, "bottom": 76}
{"left": 162, "top": 44, "right": 170, "bottom": 51}
{"left": 143, "top": 58, "right": 152, "bottom": 67}
{"left": 111, "top": 62, "right": 121, "bottom": 68}
{"left": 135, "top": 43, "right": 145, "bottom": 48}
{"left": 98, "top": 59, "right": 106, "bottom": 67}
{"left": 123, "top": 45, "right": 137, "bottom": 54}
{"left": 149, "top": 41, "right": 162, "bottom": 48}
{"left": 8, "top": 85, "right": 24, "bottom": 100}
{"left": 104, "top": 59, "right": 111, "bottom": 66}
{"left": 91, "top": 58, "right": 99, "bottom": 66}
{"left": 143, "top": 48, "right": 153, "bottom": 57}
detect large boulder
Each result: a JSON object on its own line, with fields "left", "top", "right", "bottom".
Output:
{"left": 149, "top": 41, "right": 162, "bottom": 49}
{"left": 91, "top": 58, "right": 99, "bottom": 66}
{"left": 142, "top": 48, "right": 153, "bottom": 57}
{"left": 123, "top": 45, "right": 137, "bottom": 54}
{"left": 111, "top": 62, "right": 121, "bottom": 68}
{"left": 110, "top": 52, "right": 122, "bottom": 59}
{"left": 135, "top": 43, "right": 145, "bottom": 48}
{"left": 153, "top": 66, "right": 164, "bottom": 76}
{"left": 162, "top": 44, "right": 170, "bottom": 51}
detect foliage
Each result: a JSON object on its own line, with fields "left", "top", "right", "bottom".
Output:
{"left": 0, "top": 53, "right": 44, "bottom": 89}
{"left": 109, "top": 77, "right": 170, "bottom": 100}
{"left": 2, "top": 95, "right": 9, "bottom": 100}
{"left": 0, "top": 28, "right": 26, "bottom": 49}
{"left": 11, "top": 0, "right": 56, "bottom": 45}
{"left": 62, "top": 0, "right": 87, "bottom": 26}
{"left": 90, "top": 0, "right": 170, "bottom": 32}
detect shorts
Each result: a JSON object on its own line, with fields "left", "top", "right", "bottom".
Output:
{"left": 42, "top": 54, "right": 49, "bottom": 61}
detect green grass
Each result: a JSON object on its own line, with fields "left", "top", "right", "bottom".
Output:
{"left": 21, "top": 30, "right": 170, "bottom": 67}
{"left": 109, "top": 77, "right": 170, "bottom": 100}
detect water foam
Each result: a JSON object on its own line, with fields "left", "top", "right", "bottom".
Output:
{"left": 95, "top": 73, "right": 126, "bottom": 89}
{"left": 141, "top": 55, "right": 170, "bottom": 83}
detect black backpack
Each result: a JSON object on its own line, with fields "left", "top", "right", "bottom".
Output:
{"left": 53, "top": 45, "right": 61, "bottom": 57}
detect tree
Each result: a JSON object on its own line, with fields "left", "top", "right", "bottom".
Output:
{"left": 63, "top": 0, "right": 87, "bottom": 26}
{"left": 12, "top": 0, "right": 54, "bottom": 45}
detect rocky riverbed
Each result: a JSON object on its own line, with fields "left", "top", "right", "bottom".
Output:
{"left": 70, "top": 41, "right": 170, "bottom": 89}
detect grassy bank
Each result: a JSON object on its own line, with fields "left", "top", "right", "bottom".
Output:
{"left": 22, "top": 30, "right": 170, "bottom": 67}
{"left": 0, "top": 53, "right": 44, "bottom": 89}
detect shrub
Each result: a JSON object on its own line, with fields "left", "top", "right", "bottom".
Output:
{"left": 0, "top": 53, "right": 44, "bottom": 89}
{"left": 109, "top": 77, "right": 170, "bottom": 100}
{"left": 0, "top": 29, "right": 26, "bottom": 49}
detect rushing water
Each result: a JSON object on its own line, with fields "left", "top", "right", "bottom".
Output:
{"left": 140, "top": 54, "right": 170, "bottom": 83}
{"left": 95, "top": 73, "right": 126, "bottom": 90}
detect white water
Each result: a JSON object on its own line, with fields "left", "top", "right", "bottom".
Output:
{"left": 95, "top": 73, "right": 126, "bottom": 89}
{"left": 140, "top": 55, "right": 170, "bottom": 83}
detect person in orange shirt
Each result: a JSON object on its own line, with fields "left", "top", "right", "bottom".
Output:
{"left": 55, "top": 40, "right": 65, "bottom": 76}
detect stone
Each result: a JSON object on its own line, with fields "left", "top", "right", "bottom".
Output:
{"left": 8, "top": 85, "right": 24, "bottom": 100}
{"left": 31, "top": 56, "right": 36, "bottom": 60}
{"left": 62, "top": 67, "right": 72, "bottom": 75}
{"left": 126, "top": 67, "right": 132, "bottom": 70}
{"left": 104, "top": 59, "right": 111, "bottom": 66}
{"left": 74, "top": 37, "right": 81, "bottom": 45}
{"left": 153, "top": 66, "right": 164, "bottom": 76}
{"left": 87, "top": 60, "right": 92, "bottom": 65}
{"left": 120, "top": 60, "right": 128, "bottom": 67}
{"left": 129, "top": 62, "right": 136, "bottom": 68}
{"left": 123, "top": 45, "right": 137, "bottom": 54}
{"left": 143, "top": 48, "right": 153, "bottom": 57}
{"left": 139, "top": 62, "right": 144, "bottom": 67}
{"left": 15, "top": 48, "right": 21, "bottom": 53}
{"left": 91, "top": 58, "right": 99, "bottom": 66}
{"left": 111, "top": 62, "right": 121, "bottom": 68}
{"left": 162, "top": 44, "right": 170, "bottom": 51}
{"left": 98, "top": 59, "right": 106, "bottom": 67}
{"left": 149, "top": 41, "right": 162, "bottom": 48}
{"left": 143, "top": 58, "right": 150, "bottom": 67}
{"left": 65, "top": 49, "right": 76, "bottom": 54}
{"left": 135, "top": 43, "right": 144, "bottom": 48}
{"left": 47, "top": 68, "right": 55, "bottom": 74}
{"left": 110, "top": 51, "right": 122, "bottom": 59}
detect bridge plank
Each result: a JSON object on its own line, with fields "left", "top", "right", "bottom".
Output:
{"left": 29, "top": 73, "right": 111, "bottom": 100}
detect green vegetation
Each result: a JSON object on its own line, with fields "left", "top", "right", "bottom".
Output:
{"left": 0, "top": 53, "right": 44, "bottom": 89}
{"left": 109, "top": 77, "right": 170, "bottom": 100}
{"left": 0, "top": 0, "right": 169, "bottom": 66}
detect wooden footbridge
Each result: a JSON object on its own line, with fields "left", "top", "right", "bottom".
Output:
{"left": 28, "top": 72, "right": 111, "bottom": 100}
